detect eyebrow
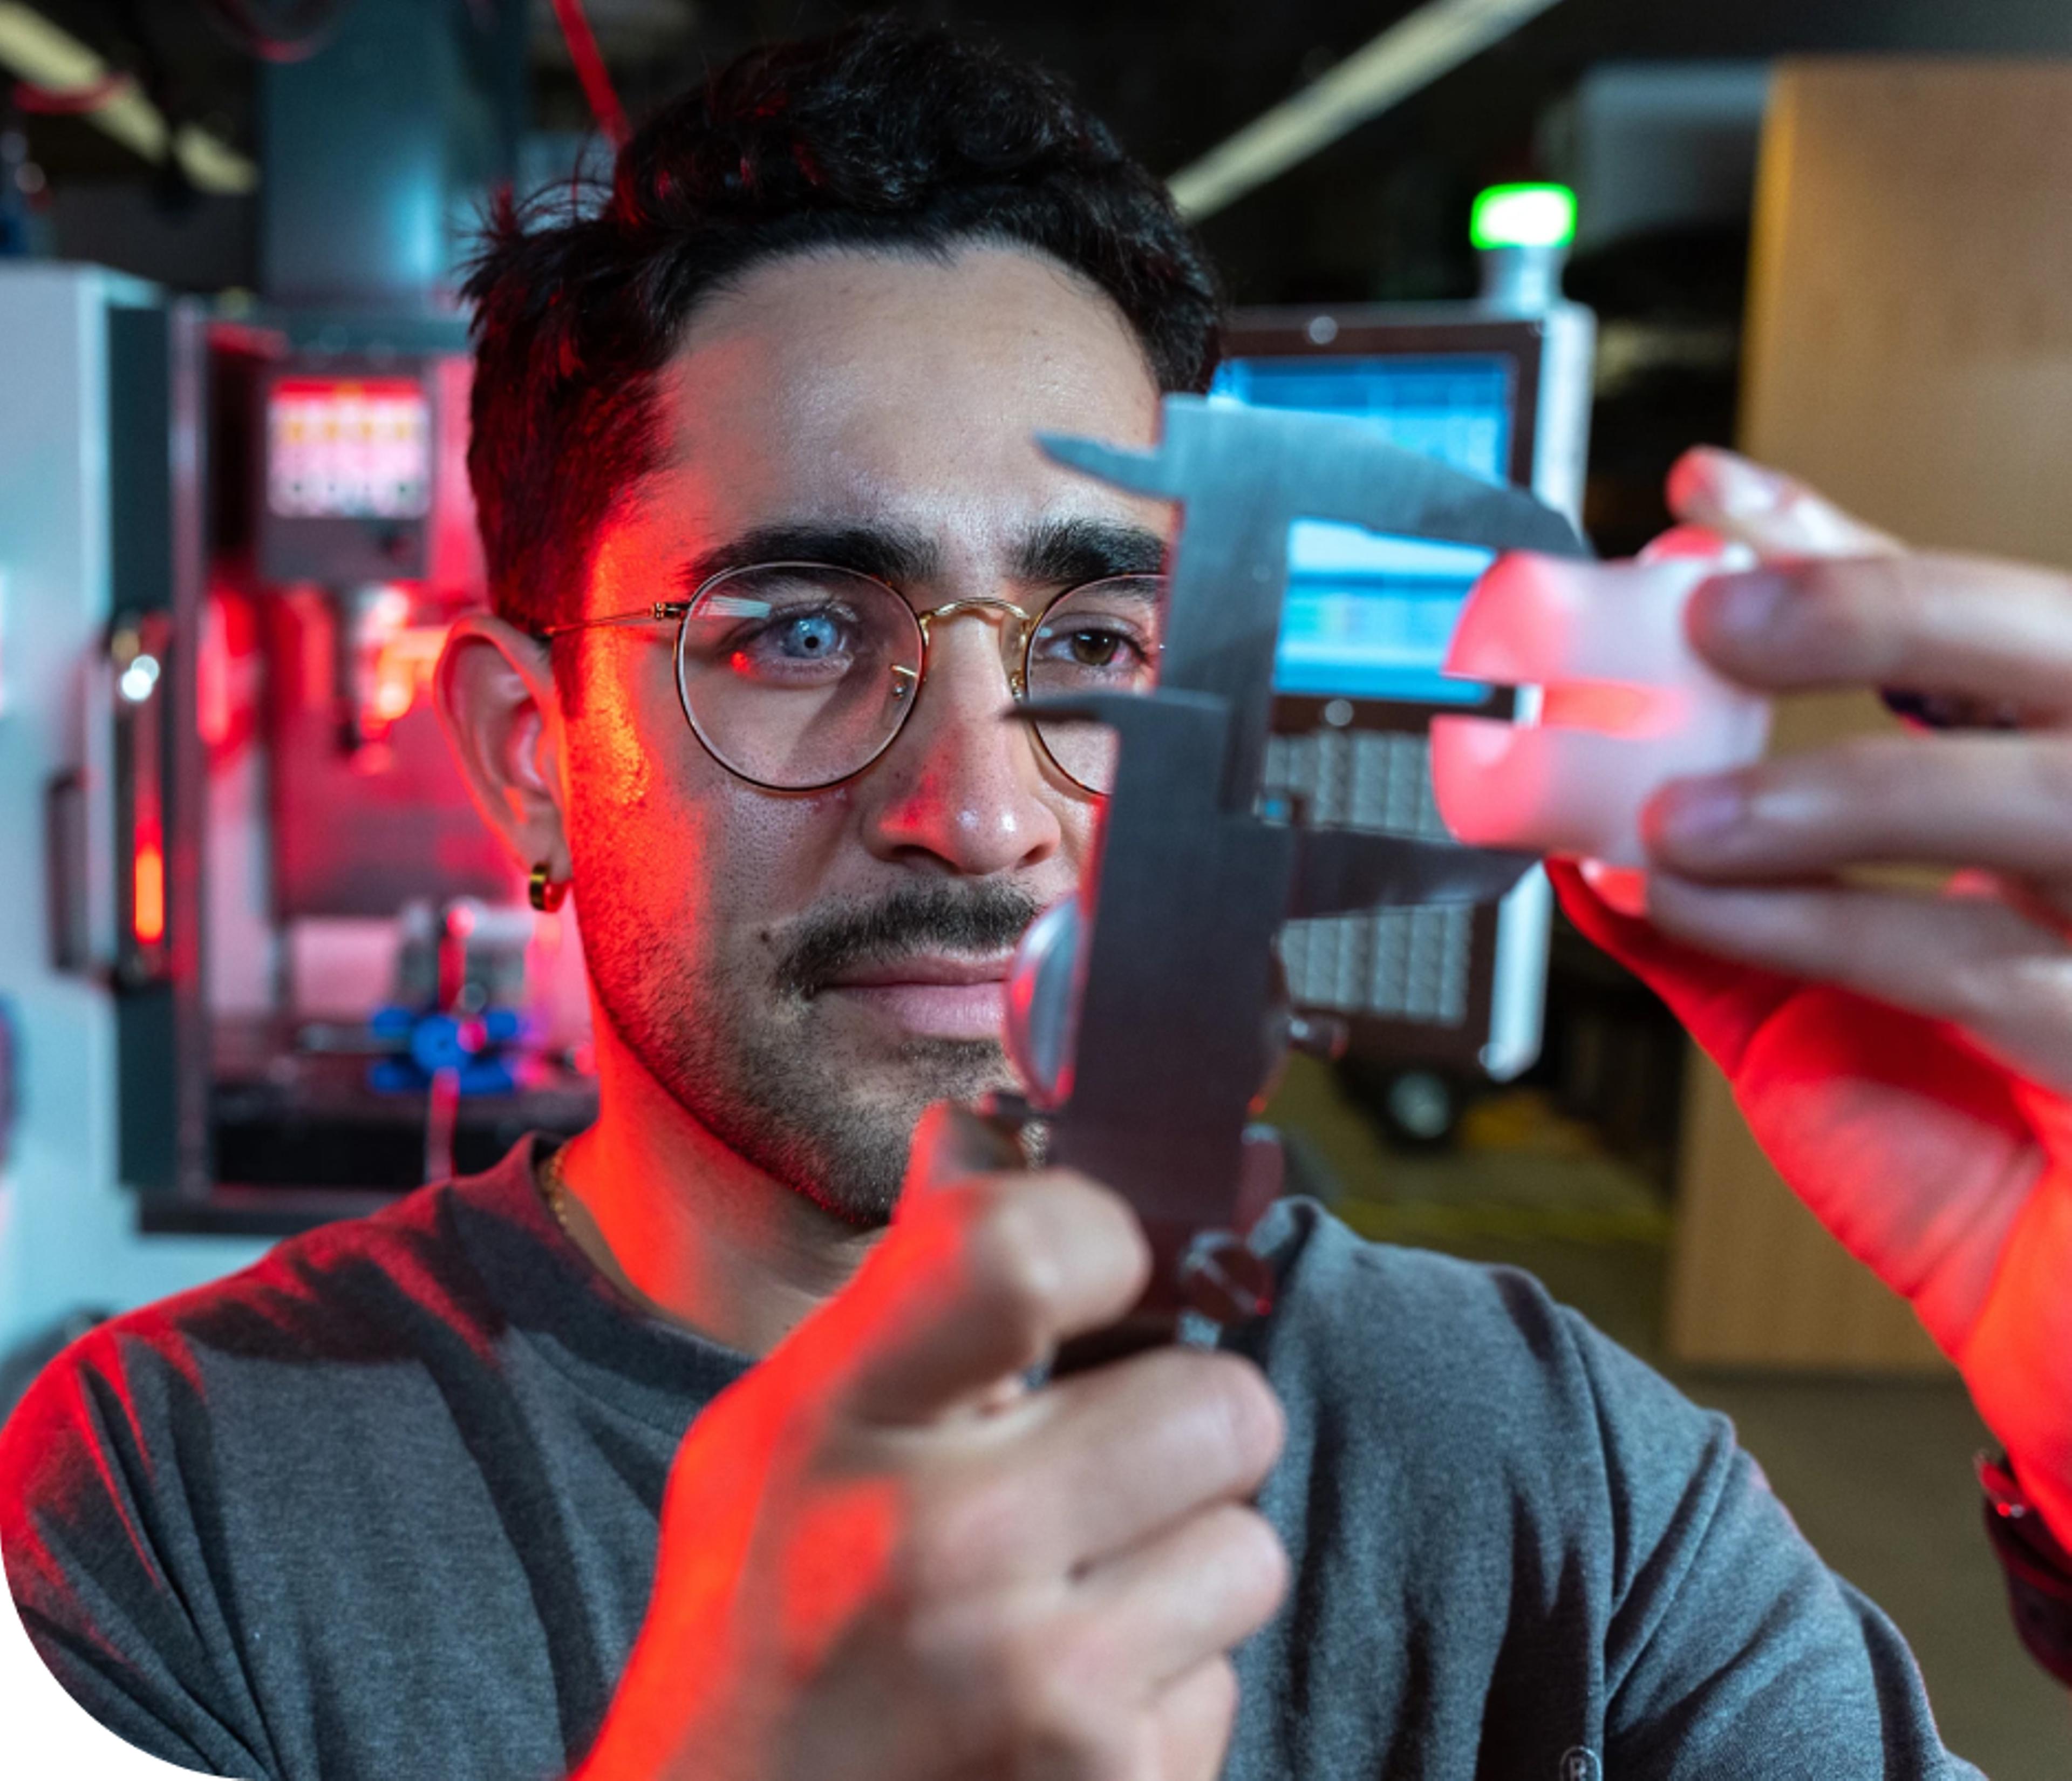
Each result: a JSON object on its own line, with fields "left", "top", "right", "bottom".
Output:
{"left": 671, "top": 514, "right": 1169, "bottom": 601}
{"left": 1011, "top": 514, "right": 1168, "bottom": 584}
{"left": 673, "top": 522, "right": 943, "bottom": 595}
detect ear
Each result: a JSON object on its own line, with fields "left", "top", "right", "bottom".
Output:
{"left": 433, "top": 613, "right": 569, "bottom": 880}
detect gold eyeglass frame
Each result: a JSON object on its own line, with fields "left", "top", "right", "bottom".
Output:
{"left": 534, "top": 559, "right": 1167, "bottom": 794}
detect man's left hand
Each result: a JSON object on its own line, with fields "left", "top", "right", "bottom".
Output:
{"left": 1552, "top": 446, "right": 2072, "bottom": 1548}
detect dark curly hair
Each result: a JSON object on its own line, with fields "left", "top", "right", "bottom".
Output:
{"left": 464, "top": 16, "right": 1223, "bottom": 637}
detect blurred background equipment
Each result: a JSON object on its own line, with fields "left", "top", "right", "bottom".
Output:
{"left": 1231, "top": 288, "right": 1596, "bottom": 1089}
{"left": 0, "top": 1, "right": 256, "bottom": 197}
{"left": 1164, "top": 0, "right": 1568, "bottom": 220}
{"left": 1, "top": 0, "right": 591, "bottom": 1356}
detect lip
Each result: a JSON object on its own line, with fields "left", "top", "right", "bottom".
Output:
{"left": 824, "top": 953, "right": 1013, "bottom": 990}
{"left": 821, "top": 953, "right": 1012, "bottom": 1040}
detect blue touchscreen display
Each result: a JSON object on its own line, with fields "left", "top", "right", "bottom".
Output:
{"left": 1208, "top": 352, "right": 1517, "bottom": 704}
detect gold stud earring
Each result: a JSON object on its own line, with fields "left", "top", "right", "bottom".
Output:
{"left": 528, "top": 861, "right": 568, "bottom": 914}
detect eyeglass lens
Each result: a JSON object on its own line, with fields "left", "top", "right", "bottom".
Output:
{"left": 672, "top": 564, "right": 1164, "bottom": 792}
{"left": 1023, "top": 575, "right": 1163, "bottom": 791}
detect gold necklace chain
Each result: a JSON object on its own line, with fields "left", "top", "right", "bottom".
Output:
{"left": 534, "top": 1147, "right": 678, "bottom": 1327}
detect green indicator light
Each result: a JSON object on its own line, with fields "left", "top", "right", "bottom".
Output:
{"left": 1470, "top": 183, "right": 1577, "bottom": 251}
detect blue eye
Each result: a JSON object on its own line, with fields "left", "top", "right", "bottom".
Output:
{"left": 721, "top": 603, "right": 867, "bottom": 685}
{"left": 779, "top": 613, "right": 843, "bottom": 658}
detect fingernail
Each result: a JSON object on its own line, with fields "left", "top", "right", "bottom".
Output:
{"left": 1580, "top": 859, "right": 1650, "bottom": 917}
{"left": 1688, "top": 448, "right": 1790, "bottom": 521}
{"left": 1651, "top": 779, "right": 1744, "bottom": 851}
{"left": 1696, "top": 569, "right": 1789, "bottom": 638}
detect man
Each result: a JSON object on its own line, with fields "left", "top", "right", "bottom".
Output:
{"left": 4, "top": 18, "right": 2069, "bottom": 1779}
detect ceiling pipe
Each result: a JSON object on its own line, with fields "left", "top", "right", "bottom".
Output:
{"left": 549, "top": 0, "right": 629, "bottom": 149}
{"left": 0, "top": 2, "right": 258, "bottom": 195}
{"left": 1166, "top": 0, "right": 1567, "bottom": 221}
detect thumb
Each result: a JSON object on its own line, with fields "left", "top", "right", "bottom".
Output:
{"left": 1666, "top": 446, "right": 1904, "bottom": 562}
{"left": 898, "top": 1100, "right": 1026, "bottom": 1211}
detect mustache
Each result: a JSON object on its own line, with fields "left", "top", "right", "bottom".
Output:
{"left": 775, "top": 881, "right": 1045, "bottom": 1000}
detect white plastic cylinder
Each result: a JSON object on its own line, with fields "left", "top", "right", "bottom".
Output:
{"left": 1429, "top": 536, "right": 1770, "bottom": 876}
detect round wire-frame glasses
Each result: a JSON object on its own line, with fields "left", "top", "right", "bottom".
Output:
{"left": 534, "top": 560, "right": 1167, "bottom": 794}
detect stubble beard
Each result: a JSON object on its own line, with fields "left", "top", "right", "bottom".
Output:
{"left": 580, "top": 876, "right": 1038, "bottom": 1227}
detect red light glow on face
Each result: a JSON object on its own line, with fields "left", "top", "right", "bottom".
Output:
{"left": 133, "top": 822, "right": 166, "bottom": 947}
{"left": 548, "top": 249, "right": 1155, "bottom": 1214}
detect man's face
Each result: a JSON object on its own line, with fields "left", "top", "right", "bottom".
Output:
{"left": 561, "top": 244, "right": 1169, "bottom": 1225}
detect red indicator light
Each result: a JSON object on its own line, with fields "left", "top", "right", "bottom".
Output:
{"left": 268, "top": 377, "right": 431, "bottom": 521}
{"left": 134, "top": 825, "right": 166, "bottom": 947}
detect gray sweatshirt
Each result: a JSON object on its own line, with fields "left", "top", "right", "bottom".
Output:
{"left": 0, "top": 1139, "right": 1981, "bottom": 1780}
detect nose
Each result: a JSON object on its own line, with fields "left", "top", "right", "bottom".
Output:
{"left": 856, "top": 616, "right": 1066, "bottom": 875}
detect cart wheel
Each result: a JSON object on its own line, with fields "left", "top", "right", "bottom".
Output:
{"left": 1382, "top": 1069, "right": 1459, "bottom": 1149}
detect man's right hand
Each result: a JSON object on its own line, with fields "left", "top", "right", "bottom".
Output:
{"left": 577, "top": 1105, "right": 1291, "bottom": 1781}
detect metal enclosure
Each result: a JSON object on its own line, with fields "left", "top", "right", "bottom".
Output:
{"left": 0, "top": 267, "right": 271, "bottom": 1361}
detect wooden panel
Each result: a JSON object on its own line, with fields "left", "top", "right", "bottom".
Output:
{"left": 1668, "top": 59, "right": 2072, "bottom": 1370}
{"left": 1669, "top": 1055, "right": 1945, "bottom": 1370}
{"left": 1740, "top": 61, "right": 2072, "bottom": 565}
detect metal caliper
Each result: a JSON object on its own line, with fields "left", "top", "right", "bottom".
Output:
{"left": 989, "top": 394, "right": 1591, "bottom": 1343}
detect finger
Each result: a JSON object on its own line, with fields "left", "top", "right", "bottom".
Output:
{"left": 933, "top": 1348, "right": 1284, "bottom": 1580}
{"left": 824, "top": 1169, "right": 1152, "bottom": 1425}
{"left": 900, "top": 1102, "right": 1072, "bottom": 1415}
{"left": 1666, "top": 447, "right": 1902, "bottom": 560}
{"left": 1681, "top": 552, "right": 2072, "bottom": 716}
{"left": 1150, "top": 1657, "right": 1241, "bottom": 1781}
{"left": 1644, "top": 734, "right": 2072, "bottom": 883}
{"left": 901, "top": 1100, "right": 1026, "bottom": 1204}
{"left": 1972, "top": 869, "right": 2072, "bottom": 936}
{"left": 1642, "top": 874, "right": 2072, "bottom": 1089}
{"left": 1070, "top": 1504, "right": 1288, "bottom": 1694}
